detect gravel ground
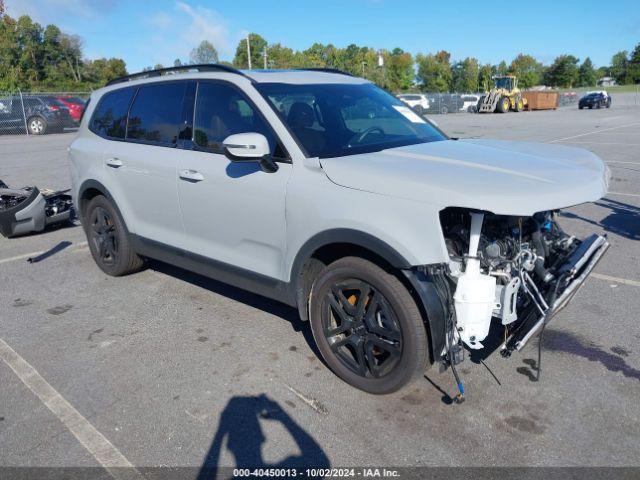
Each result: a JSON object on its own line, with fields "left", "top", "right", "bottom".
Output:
{"left": 0, "top": 91, "right": 638, "bottom": 474}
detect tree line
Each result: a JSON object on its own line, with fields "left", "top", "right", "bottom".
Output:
{"left": 1, "top": 7, "right": 638, "bottom": 93}
{"left": 0, "top": 8, "right": 126, "bottom": 91}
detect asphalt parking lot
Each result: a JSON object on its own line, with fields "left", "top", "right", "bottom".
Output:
{"left": 1, "top": 93, "right": 639, "bottom": 474}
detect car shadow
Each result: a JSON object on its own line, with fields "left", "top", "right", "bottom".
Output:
{"left": 147, "top": 260, "right": 322, "bottom": 359}
{"left": 197, "top": 395, "right": 330, "bottom": 479}
{"left": 561, "top": 197, "right": 640, "bottom": 240}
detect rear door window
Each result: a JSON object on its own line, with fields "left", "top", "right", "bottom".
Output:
{"left": 90, "top": 88, "right": 135, "bottom": 139}
{"left": 126, "top": 82, "right": 188, "bottom": 145}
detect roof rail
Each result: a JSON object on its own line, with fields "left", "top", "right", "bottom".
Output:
{"left": 297, "top": 68, "right": 354, "bottom": 77}
{"left": 106, "top": 63, "right": 250, "bottom": 86}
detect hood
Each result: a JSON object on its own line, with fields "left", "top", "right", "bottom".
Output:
{"left": 319, "top": 139, "right": 609, "bottom": 216}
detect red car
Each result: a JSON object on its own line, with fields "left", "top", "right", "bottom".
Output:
{"left": 55, "top": 96, "right": 87, "bottom": 123}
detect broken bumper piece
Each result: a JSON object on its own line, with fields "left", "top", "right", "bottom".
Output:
{"left": 0, "top": 179, "right": 73, "bottom": 238}
{"left": 501, "top": 234, "right": 610, "bottom": 354}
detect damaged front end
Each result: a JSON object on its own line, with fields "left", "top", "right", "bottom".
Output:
{"left": 440, "top": 207, "right": 609, "bottom": 356}
{"left": 407, "top": 207, "right": 609, "bottom": 374}
{"left": 0, "top": 179, "right": 73, "bottom": 238}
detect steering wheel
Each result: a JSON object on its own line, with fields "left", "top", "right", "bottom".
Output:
{"left": 352, "top": 126, "right": 385, "bottom": 144}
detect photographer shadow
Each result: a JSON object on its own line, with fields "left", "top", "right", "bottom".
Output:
{"left": 197, "top": 395, "right": 330, "bottom": 479}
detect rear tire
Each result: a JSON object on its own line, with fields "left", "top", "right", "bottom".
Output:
{"left": 27, "top": 116, "right": 47, "bottom": 135}
{"left": 83, "top": 195, "right": 145, "bottom": 276}
{"left": 309, "top": 257, "right": 429, "bottom": 394}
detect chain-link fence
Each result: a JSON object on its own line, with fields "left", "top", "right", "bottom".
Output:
{"left": 397, "top": 93, "right": 484, "bottom": 115}
{"left": 0, "top": 91, "right": 90, "bottom": 136}
{"left": 398, "top": 90, "right": 585, "bottom": 115}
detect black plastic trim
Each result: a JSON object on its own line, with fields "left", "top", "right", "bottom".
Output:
{"left": 131, "top": 235, "right": 294, "bottom": 306}
{"left": 106, "top": 64, "right": 252, "bottom": 86}
{"left": 402, "top": 266, "right": 448, "bottom": 362}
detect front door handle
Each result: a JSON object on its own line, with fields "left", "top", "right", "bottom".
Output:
{"left": 179, "top": 169, "right": 204, "bottom": 182}
{"left": 105, "top": 157, "right": 123, "bottom": 168}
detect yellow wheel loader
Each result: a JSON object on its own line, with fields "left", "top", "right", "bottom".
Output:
{"left": 478, "top": 75, "right": 526, "bottom": 113}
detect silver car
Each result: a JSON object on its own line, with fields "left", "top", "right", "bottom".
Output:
{"left": 70, "top": 65, "right": 609, "bottom": 396}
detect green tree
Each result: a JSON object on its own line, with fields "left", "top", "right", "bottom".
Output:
{"left": 266, "top": 43, "right": 296, "bottom": 68}
{"left": 509, "top": 54, "right": 543, "bottom": 88}
{"left": 233, "top": 33, "right": 267, "bottom": 68}
{"left": 544, "top": 54, "right": 580, "bottom": 87}
{"left": 452, "top": 57, "right": 479, "bottom": 92}
{"left": 628, "top": 43, "right": 640, "bottom": 83}
{"left": 478, "top": 63, "right": 493, "bottom": 91}
{"left": 495, "top": 60, "right": 508, "bottom": 75}
{"left": 384, "top": 48, "right": 414, "bottom": 91}
{"left": 189, "top": 40, "right": 218, "bottom": 64}
{"left": 577, "top": 57, "right": 597, "bottom": 87}
{"left": 173, "top": 58, "right": 182, "bottom": 67}
{"left": 610, "top": 50, "right": 629, "bottom": 84}
{"left": 415, "top": 51, "right": 452, "bottom": 92}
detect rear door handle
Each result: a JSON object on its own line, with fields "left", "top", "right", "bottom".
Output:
{"left": 105, "top": 157, "right": 123, "bottom": 168}
{"left": 179, "top": 169, "right": 204, "bottom": 182}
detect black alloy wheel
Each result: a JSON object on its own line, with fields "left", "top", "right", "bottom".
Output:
{"left": 89, "top": 206, "right": 118, "bottom": 267}
{"left": 322, "top": 280, "right": 402, "bottom": 378}
{"left": 309, "top": 257, "right": 428, "bottom": 394}
{"left": 84, "top": 195, "right": 145, "bottom": 276}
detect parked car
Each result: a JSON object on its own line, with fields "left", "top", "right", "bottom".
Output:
{"left": 459, "top": 94, "right": 481, "bottom": 113}
{"left": 397, "top": 94, "right": 430, "bottom": 114}
{"left": 0, "top": 95, "right": 75, "bottom": 134}
{"left": 56, "top": 96, "right": 87, "bottom": 123}
{"left": 427, "top": 94, "right": 461, "bottom": 114}
{"left": 579, "top": 92, "right": 611, "bottom": 109}
{"left": 71, "top": 65, "right": 609, "bottom": 396}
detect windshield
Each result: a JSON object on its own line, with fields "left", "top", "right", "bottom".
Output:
{"left": 255, "top": 82, "right": 446, "bottom": 158}
{"left": 494, "top": 77, "right": 513, "bottom": 90}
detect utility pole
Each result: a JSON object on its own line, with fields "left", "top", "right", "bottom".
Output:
{"left": 246, "top": 34, "right": 252, "bottom": 69}
{"left": 263, "top": 46, "right": 267, "bottom": 69}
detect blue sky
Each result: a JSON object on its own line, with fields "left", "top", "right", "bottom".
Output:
{"left": 7, "top": 0, "right": 640, "bottom": 72}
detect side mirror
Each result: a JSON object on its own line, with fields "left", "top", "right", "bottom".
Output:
{"left": 223, "top": 133, "right": 278, "bottom": 173}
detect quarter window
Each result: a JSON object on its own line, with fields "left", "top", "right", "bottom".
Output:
{"left": 90, "top": 88, "right": 135, "bottom": 139}
{"left": 127, "top": 82, "right": 188, "bottom": 145}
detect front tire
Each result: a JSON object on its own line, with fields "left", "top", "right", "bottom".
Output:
{"left": 497, "top": 96, "right": 511, "bottom": 113}
{"left": 84, "top": 195, "right": 145, "bottom": 276}
{"left": 309, "top": 257, "right": 429, "bottom": 394}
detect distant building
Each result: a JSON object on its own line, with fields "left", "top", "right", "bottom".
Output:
{"left": 597, "top": 77, "right": 616, "bottom": 86}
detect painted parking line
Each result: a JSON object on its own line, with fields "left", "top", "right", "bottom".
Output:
{"left": 0, "top": 241, "right": 88, "bottom": 265}
{"left": 0, "top": 338, "right": 142, "bottom": 479}
{"left": 548, "top": 122, "right": 640, "bottom": 143}
{"left": 591, "top": 273, "right": 640, "bottom": 287}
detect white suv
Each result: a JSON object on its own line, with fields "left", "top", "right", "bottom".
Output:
{"left": 70, "top": 65, "right": 609, "bottom": 396}
{"left": 397, "top": 93, "right": 430, "bottom": 114}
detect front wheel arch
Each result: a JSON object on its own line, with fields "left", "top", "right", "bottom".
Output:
{"left": 290, "top": 230, "right": 413, "bottom": 322}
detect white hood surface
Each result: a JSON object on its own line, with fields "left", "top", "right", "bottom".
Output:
{"left": 320, "top": 139, "right": 609, "bottom": 216}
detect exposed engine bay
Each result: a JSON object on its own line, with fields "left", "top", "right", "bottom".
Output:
{"left": 435, "top": 207, "right": 609, "bottom": 361}
{"left": 0, "top": 179, "right": 73, "bottom": 238}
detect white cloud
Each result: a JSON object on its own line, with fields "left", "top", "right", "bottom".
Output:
{"left": 175, "top": 1, "right": 232, "bottom": 56}
{"left": 7, "top": 0, "right": 118, "bottom": 23}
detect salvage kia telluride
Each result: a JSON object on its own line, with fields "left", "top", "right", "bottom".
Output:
{"left": 70, "top": 65, "right": 610, "bottom": 396}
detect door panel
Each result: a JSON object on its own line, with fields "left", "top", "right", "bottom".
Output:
{"left": 176, "top": 81, "right": 290, "bottom": 280}
{"left": 96, "top": 82, "right": 190, "bottom": 247}
{"left": 103, "top": 141, "right": 183, "bottom": 246}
